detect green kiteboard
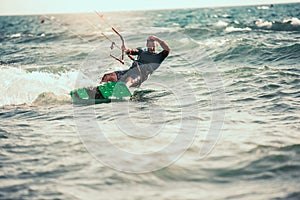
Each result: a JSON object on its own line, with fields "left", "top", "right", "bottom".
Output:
{"left": 70, "top": 82, "right": 132, "bottom": 104}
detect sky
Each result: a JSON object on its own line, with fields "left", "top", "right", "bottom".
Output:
{"left": 1, "top": 0, "right": 299, "bottom": 15}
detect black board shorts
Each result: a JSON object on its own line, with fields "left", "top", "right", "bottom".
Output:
{"left": 115, "top": 68, "right": 140, "bottom": 81}
{"left": 115, "top": 69, "right": 129, "bottom": 80}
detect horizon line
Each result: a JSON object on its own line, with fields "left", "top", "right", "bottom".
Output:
{"left": 0, "top": 1, "right": 298, "bottom": 17}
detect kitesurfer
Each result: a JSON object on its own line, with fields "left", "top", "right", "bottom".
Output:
{"left": 101, "top": 35, "right": 170, "bottom": 87}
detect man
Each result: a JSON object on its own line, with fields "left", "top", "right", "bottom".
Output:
{"left": 101, "top": 35, "right": 170, "bottom": 87}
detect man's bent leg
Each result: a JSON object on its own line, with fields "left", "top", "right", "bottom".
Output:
{"left": 126, "top": 75, "right": 141, "bottom": 87}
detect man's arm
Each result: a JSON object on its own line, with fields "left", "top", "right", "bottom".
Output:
{"left": 124, "top": 49, "right": 140, "bottom": 55}
{"left": 148, "top": 36, "right": 171, "bottom": 52}
{"left": 121, "top": 44, "right": 140, "bottom": 55}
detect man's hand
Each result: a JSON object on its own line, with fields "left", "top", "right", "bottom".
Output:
{"left": 122, "top": 44, "right": 132, "bottom": 55}
{"left": 147, "top": 36, "right": 158, "bottom": 41}
{"left": 148, "top": 35, "right": 170, "bottom": 52}
{"left": 121, "top": 44, "right": 127, "bottom": 51}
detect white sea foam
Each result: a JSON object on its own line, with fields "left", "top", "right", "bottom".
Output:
{"left": 215, "top": 20, "right": 228, "bottom": 27}
{"left": 255, "top": 19, "right": 273, "bottom": 28}
{"left": 9, "top": 33, "right": 22, "bottom": 38}
{"left": 283, "top": 17, "right": 300, "bottom": 26}
{"left": 8, "top": 33, "right": 38, "bottom": 39}
{"left": 198, "top": 38, "right": 229, "bottom": 47}
{"left": 257, "top": 6, "right": 270, "bottom": 10}
{"left": 225, "top": 26, "right": 252, "bottom": 33}
{"left": 0, "top": 67, "right": 96, "bottom": 106}
{"left": 221, "top": 14, "right": 231, "bottom": 18}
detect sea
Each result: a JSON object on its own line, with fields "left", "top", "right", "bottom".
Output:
{"left": 0, "top": 3, "right": 299, "bottom": 200}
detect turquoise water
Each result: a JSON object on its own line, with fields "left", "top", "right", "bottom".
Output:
{"left": 1, "top": 3, "right": 300, "bottom": 199}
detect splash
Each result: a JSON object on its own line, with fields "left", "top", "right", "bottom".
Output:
{"left": 0, "top": 66, "right": 96, "bottom": 106}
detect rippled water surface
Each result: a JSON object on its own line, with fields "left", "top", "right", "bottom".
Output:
{"left": 1, "top": 3, "right": 300, "bottom": 200}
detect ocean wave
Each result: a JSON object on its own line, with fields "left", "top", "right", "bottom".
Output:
{"left": 221, "top": 17, "right": 300, "bottom": 33}
{"left": 0, "top": 32, "right": 45, "bottom": 43}
{"left": 0, "top": 66, "right": 93, "bottom": 106}
{"left": 1, "top": 32, "right": 64, "bottom": 45}
{"left": 254, "top": 17, "right": 300, "bottom": 31}
{"left": 213, "top": 41, "right": 300, "bottom": 65}
{"left": 215, "top": 20, "right": 228, "bottom": 27}
{"left": 210, "top": 143, "right": 300, "bottom": 181}
{"left": 32, "top": 92, "right": 71, "bottom": 106}
{"left": 257, "top": 5, "right": 271, "bottom": 10}
{"left": 276, "top": 192, "right": 300, "bottom": 200}
{"left": 206, "top": 17, "right": 300, "bottom": 34}
{"left": 225, "top": 26, "right": 252, "bottom": 33}
{"left": 1, "top": 6, "right": 300, "bottom": 199}
{"left": 24, "top": 65, "right": 71, "bottom": 74}
{"left": 6, "top": 33, "right": 45, "bottom": 39}
{"left": 255, "top": 19, "right": 273, "bottom": 28}
{"left": 283, "top": 17, "right": 300, "bottom": 26}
